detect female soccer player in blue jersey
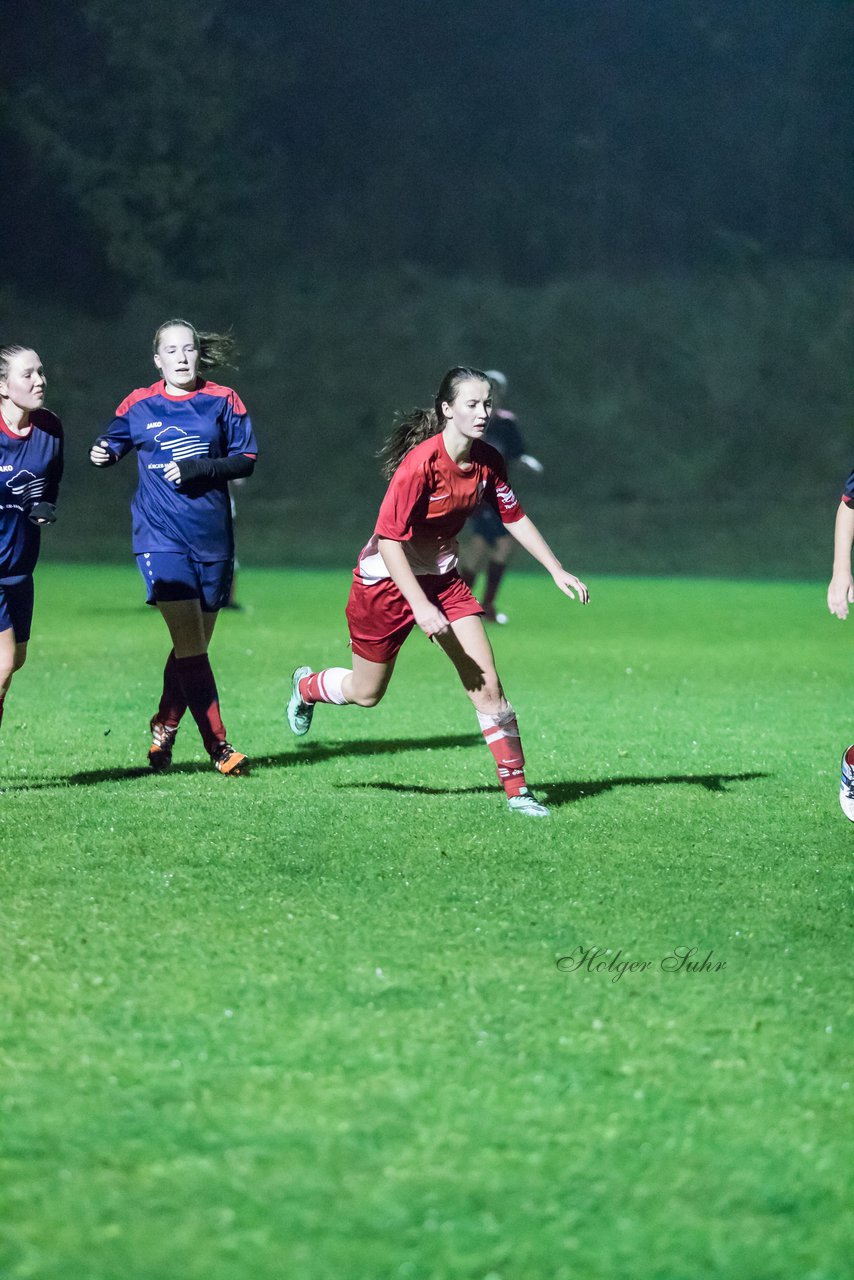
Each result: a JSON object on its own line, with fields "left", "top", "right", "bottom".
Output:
{"left": 90, "top": 320, "right": 257, "bottom": 775}
{"left": 286, "top": 367, "right": 588, "bottom": 818}
{"left": 0, "top": 344, "right": 63, "bottom": 736}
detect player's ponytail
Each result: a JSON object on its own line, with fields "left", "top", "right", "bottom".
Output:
{"left": 153, "top": 319, "right": 238, "bottom": 372}
{"left": 378, "top": 366, "right": 491, "bottom": 479}
{"left": 379, "top": 408, "right": 439, "bottom": 479}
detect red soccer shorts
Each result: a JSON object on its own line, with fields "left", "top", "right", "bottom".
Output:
{"left": 345, "top": 570, "right": 483, "bottom": 663}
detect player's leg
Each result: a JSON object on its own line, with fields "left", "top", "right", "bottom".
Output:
{"left": 435, "top": 612, "right": 548, "bottom": 816}
{"left": 287, "top": 653, "right": 398, "bottom": 735}
{"left": 156, "top": 597, "right": 246, "bottom": 775}
{"left": 288, "top": 576, "right": 409, "bottom": 735}
{"left": 482, "top": 534, "right": 515, "bottom": 622}
{"left": 0, "top": 628, "right": 26, "bottom": 733}
{"left": 459, "top": 533, "right": 489, "bottom": 589}
{"left": 0, "top": 578, "right": 33, "bottom": 735}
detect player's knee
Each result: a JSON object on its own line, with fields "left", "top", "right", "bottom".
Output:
{"left": 471, "top": 680, "right": 505, "bottom": 714}
{"left": 351, "top": 685, "right": 386, "bottom": 708}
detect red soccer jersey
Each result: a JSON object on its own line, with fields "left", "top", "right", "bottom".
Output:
{"left": 356, "top": 432, "right": 524, "bottom": 583}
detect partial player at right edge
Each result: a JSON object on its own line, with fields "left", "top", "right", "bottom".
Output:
{"left": 826, "top": 465, "right": 854, "bottom": 819}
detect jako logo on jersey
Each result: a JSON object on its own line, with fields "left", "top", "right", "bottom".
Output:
{"left": 0, "top": 465, "right": 13, "bottom": 472}
{"left": 154, "top": 426, "right": 209, "bottom": 462}
{"left": 146, "top": 421, "right": 163, "bottom": 429}
{"left": 6, "top": 470, "right": 46, "bottom": 501}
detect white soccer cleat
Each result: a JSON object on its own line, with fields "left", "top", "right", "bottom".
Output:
{"left": 287, "top": 666, "right": 315, "bottom": 737}
{"left": 840, "top": 747, "right": 854, "bottom": 821}
{"left": 507, "top": 788, "right": 550, "bottom": 818}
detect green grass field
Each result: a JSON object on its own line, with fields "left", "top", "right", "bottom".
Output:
{"left": 1, "top": 565, "right": 850, "bottom": 1280}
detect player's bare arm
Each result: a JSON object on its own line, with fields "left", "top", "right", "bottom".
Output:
{"left": 506, "top": 514, "right": 590, "bottom": 604}
{"left": 828, "top": 501, "right": 854, "bottom": 619}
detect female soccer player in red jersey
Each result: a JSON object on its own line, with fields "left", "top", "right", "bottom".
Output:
{"left": 0, "top": 345, "right": 63, "bottom": 737}
{"left": 827, "top": 470, "right": 854, "bottom": 818}
{"left": 287, "top": 367, "right": 589, "bottom": 817}
{"left": 90, "top": 320, "right": 257, "bottom": 775}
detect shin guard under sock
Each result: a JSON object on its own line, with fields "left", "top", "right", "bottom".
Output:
{"left": 476, "top": 704, "right": 527, "bottom": 797}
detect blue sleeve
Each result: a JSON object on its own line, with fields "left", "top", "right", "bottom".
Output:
{"left": 843, "top": 468, "right": 854, "bottom": 507}
{"left": 98, "top": 412, "right": 135, "bottom": 461}
{"left": 222, "top": 395, "right": 257, "bottom": 458}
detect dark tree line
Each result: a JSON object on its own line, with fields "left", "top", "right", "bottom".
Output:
{"left": 3, "top": 0, "right": 851, "bottom": 307}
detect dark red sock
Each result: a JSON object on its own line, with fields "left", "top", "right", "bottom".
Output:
{"left": 478, "top": 708, "right": 527, "bottom": 797}
{"left": 845, "top": 745, "right": 854, "bottom": 768}
{"left": 156, "top": 650, "right": 187, "bottom": 728}
{"left": 482, "top": 561, "right": 507, "bottom": 611}
{"left": 174, "top": 654, "right": 226, "bottom": 753}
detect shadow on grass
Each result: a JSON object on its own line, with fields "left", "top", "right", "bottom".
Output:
{"left": 337, "top": 771, "right": 770, "bottom": 809}
{"left": 4, "top": 734, "right": 480, "bottom": 790}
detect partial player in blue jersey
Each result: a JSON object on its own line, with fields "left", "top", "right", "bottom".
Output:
{"left": 459, "top": 371, "right": 544, "bottom": 623}
{"left": 0, "top": 344, "right": 63, "bottom": 737}
{"left": 90, "top": 320, "right": 257, "bottom": 776}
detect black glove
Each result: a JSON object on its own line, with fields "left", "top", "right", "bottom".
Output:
{"left": 174, "top": 454, "right": 255, "bottom": 485}
{"left": 28, "top": 502, "right": 57, "bottom": 524}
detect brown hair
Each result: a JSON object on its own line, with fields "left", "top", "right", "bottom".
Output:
{"left": 378, "top": 366, "right": 491, "bottom": 479}
{"left": 0, "top": 344, "right": 32, "bottom": 381}
{"left": 153, "top": 319, "right": 238, "bottom": 371}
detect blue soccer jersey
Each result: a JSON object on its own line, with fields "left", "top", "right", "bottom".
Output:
{"left": 0, "top": 408, "right": 64, "bottom": 580}
{"left": 99, "top": 380, "right": 257, "bottom": 559}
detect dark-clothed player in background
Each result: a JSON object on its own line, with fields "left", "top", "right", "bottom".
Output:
{"left": 90, "top": 320, "right": 257, "bottom": 776}
{"left": 286, "top": 366, "right": 588, "bottom": 819}
{"left": 0, "top": 344, "right": 63, "bottom": 735}
{"left": 826, "top": 465, "right": 854, "bottom": 819}
{"left": 460, "top": 370, "right": 543, "bottom": 623}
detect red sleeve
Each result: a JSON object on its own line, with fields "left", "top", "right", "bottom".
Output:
{"left": 374, "top": 451, "right": 430, "bottom": 542}
{"left": 483, "top": 451, "right": 525, "bottom": 524}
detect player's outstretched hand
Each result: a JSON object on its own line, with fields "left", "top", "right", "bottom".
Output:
{"left": 553, "top": 569, "right": 590, "bottom": 604}
{"left": 414, "top": 603, "right": 450, "bottom": 640}
{"left": 827, "top": 574, "right": 854, "bottom": 619}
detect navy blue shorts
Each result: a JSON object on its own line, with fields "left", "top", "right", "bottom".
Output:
{"left": 0, "top": 575, "right": 35, "bottom": 643}
{"left": 469, "top": 502, "right": 508, "bottom": 546}
{"left": 136, "top": 553, "right": 233, "bottom": 613}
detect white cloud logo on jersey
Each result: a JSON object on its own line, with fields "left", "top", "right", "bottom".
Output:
{"left": 6, "top": 470, "right": 46, "bottom": 502}
{"left": 154, "top": 426, "right": 209, "bottom": 462}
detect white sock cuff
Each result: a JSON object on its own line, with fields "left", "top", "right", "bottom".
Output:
{"left": 475, "top": 703, "right": 518, "bottom": 732}
{"left": 317, "top": 667, "right": 351, "bottom": 705}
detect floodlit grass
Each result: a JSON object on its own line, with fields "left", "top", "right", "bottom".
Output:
{"left": 1, "top": 565, "right": 850, "bottom": 1280}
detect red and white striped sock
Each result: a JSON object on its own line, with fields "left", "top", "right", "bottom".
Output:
{"left": 299, "top": 668, "right": 351, "bottom": 706}
{"left": 476, "top": 705, "right": 527, "bottom": 797}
